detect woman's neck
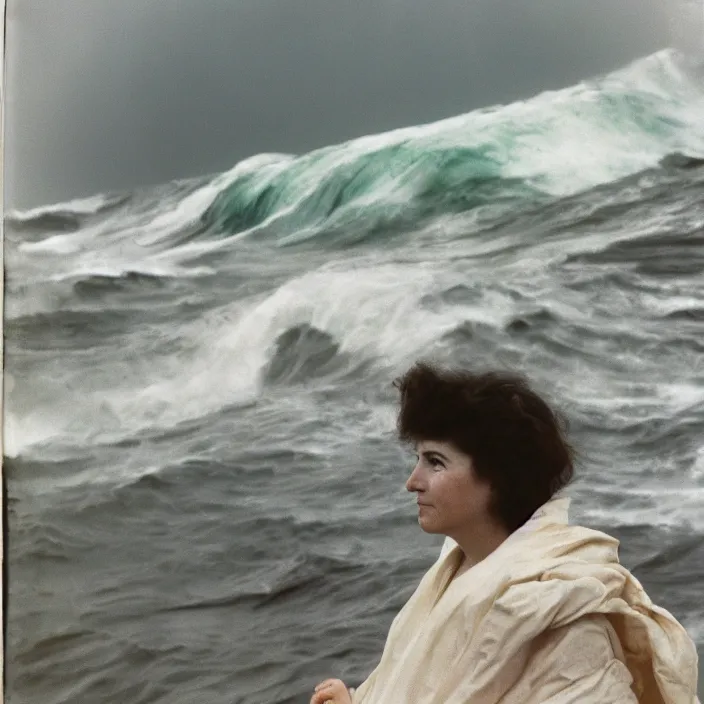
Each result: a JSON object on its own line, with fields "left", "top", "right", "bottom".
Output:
{"left": 452, "top": 520, "right": 511, "bottom": 573}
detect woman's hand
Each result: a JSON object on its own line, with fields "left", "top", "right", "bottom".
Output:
{"left": 310, "top": 678, "right": 352, "bottom": 704}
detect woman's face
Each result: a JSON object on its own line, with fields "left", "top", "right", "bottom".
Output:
{"left": 405, "top": 439, "right": 494, "bottom": 538}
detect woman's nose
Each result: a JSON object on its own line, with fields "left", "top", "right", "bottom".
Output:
{"left": 405, "top": 462, "right": 422, "bottom": 492}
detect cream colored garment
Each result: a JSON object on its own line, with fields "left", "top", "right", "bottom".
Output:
{"left": 351, "top": 497, "right": 700, "bottom": 704}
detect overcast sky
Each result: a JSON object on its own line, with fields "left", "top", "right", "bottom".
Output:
{"left": 4, "top": 0, "right": 684, "bottom": 209}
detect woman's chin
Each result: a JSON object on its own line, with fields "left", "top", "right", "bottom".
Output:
{"left": 418, "top": 514, "right": 440, "bottom": 533}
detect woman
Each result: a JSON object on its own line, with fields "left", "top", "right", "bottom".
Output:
{"left": 311, "top": 363, "right": 700, "bottom": 704}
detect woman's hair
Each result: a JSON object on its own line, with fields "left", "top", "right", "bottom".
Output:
{"left": 394, "top": 362, "right": 575, "bottom": 533}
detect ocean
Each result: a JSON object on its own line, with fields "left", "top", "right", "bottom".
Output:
{"left": 4, "top": 49, "right": 704, "bottom": 703}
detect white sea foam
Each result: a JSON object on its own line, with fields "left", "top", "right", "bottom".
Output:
{"left": 6, "top": 192, "right": 120, "bottom": 221}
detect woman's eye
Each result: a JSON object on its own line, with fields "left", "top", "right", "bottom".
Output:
{"left": 430, "top": 457, "right": 443, "bottom": 468}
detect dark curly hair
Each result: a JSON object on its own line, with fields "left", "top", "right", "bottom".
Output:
{"left": 394, "top": 362, "right": 575, "bottom": 533}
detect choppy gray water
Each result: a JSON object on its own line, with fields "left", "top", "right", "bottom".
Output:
{"left": 5, "top": 50, "right": 704, "bottom": 703}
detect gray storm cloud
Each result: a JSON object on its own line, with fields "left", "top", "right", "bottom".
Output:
{"left": 4, "top": 0, "right": 684, "bottom": 209}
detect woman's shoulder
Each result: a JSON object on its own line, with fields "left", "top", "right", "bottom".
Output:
{"left": 540, "top": 614, "right": 628, "bottom": 665}
{"left": 502, "top": 614, "right": 639, "bottom": 703}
